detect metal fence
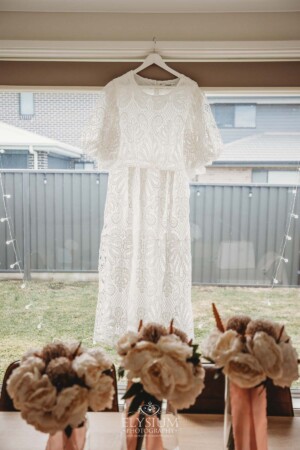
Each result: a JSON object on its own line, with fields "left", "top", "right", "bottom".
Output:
{"left": 0, "top": 170, "right": 299, "bottom": 286}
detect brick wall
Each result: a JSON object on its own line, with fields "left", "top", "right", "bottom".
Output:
{"left": 0, "top": 91, "right": 101, "bottom": 148}
{"left": 27, "top": 153, "right": 34, "bottom": 169}
{"left": 38, "top": 151, "right": 48, "bottom": 169}
{"left": 196, "top": 167, "right": 252, "bottom": 184}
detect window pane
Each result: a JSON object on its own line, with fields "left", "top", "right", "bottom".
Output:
{"left": 235, "top": 104, "right": 256, "bottom": 128}
{"left": 252, "top": 169, "right": 268, "bottom": 183}
{"left": 214, "top": 104, "right": 235, "bottom": 128}
{"left": 268, "top": 170, "right": 299, "bottom": 184}
{"left": 19, "top": 92, "right": 35, "bottom": 116}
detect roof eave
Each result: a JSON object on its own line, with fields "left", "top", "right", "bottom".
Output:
{"left": 213, "top": 161, "right": 300, "bottom": 167}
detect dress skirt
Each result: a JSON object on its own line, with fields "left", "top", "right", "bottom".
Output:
{"left": 93, "top": 165, "right": 194, "bottom": 344}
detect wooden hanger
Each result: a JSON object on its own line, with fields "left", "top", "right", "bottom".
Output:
{"left": 133, "top": 37, "right": 182, "bottom": 79}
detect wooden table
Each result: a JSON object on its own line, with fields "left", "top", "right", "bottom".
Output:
{"left": 0, "top": 412, "right": 299, "bottom": 449}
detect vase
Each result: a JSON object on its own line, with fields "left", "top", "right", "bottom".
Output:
{"left": 46, "top": 417, "right": 90, "bottom": 450}
{"left": 121, "top": 398, "right": 179, "bottom": 450}
{"left": 224, "top": 376, "right": 234, "bottom": 450}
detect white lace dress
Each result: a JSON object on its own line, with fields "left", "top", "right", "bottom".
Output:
{"left": 82, "top": 70, "right": 223, "bottom": 344}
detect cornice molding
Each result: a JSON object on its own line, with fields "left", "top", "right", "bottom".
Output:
{"left": 0, "top": 40, "right": 300, "bottom": 61}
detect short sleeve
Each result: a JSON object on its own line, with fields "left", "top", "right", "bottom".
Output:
{"left": 80, "top": 80, "right": 120, "bottom": 170}
{"left": 183, "top": 86, "right": 224, "bottom": 180}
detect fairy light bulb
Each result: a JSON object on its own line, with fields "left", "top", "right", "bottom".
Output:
{"left": 286, "top": 235, "right": 292, "bottom": 241}
{"left": 10, "top": 261, "right": 20, "bottom": 269}
{"left": 196, "top": 191, "right": 200, "bottom": 197}
{"left": 3, "top": 194, "right": 11, "bottom": 199}
{"left": 281, "top": 257, "right": 289, "bottom": 263}
{"left": 273, "top": 278, "right": 279, "bottom": 285}
{"left": 0, "top": 217, "right": 8, "bottom": 222}
{"left": 6, "top": 239, "right": 14, "bottom": 245}
{"left": 291, "top": 213, "right": 299, "bottom": 219}
{"left": 0, "top": 149, "right": 4, "bottom": 154}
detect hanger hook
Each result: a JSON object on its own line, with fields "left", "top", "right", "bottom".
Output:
{"left": 153, "top": 36, "right": 157, "bottom": 53}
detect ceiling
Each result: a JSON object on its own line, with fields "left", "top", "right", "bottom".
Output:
{"left": 1, "top": 0, "right": 300, "bottom": 13}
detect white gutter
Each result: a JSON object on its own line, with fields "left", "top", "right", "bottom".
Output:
{"left": 28, "top": 145, "right": 38, "bottom": 169}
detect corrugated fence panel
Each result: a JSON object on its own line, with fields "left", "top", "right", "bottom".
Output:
{"left": 189, "top": 184, "right": 300, "bottom": 286}
{"left": 0, "top": 171, "right": 299, "bottom": 286}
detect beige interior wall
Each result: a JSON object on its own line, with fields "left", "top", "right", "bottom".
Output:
{"left": 1, "top": 60, "right": 300, "bottom": 87}
{"left": 0, "top": 12, "right": 300, "bottom": 41}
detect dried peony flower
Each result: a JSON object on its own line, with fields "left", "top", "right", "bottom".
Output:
{"left": 22, "top": 375, "right": 57, "bottom": 412}
{"left": 7, "top": 368, "right": 52, "bottom": 411}
{"left": 46, "top": 357, "right": 77, "bottom": 390}
{"left": 212, "top": 330, "right": 244, "bottom": 368}
{"left": 156, "top": 334, "right": 192, "bottom": 362}
{"left": 86, "top": 348, "right": 112, "bottom": 371}
{"left": 116, "top": 331, "right": 139, "bottom": 356}
{"left": 246, "top": 320, "right": 277, "bottom": 341}
{"left": 7, "top": 358, "right": 45, "bottom": 409}
{"left": 273, "top": 341, "right": 299, "bottom": 388}
{"left": 224, "top": 353, "right": 266, "bottom": 389}
{"left": 123, "top": 341, "right": 161, "bottom": 379}
{"left": 41, "top": 343, "right": 73, "bottom": 366}
{"left": 138, "top": 323, "right": 168, "bottom": 343}
{"left": 72, "top": 353, "right": 105, "bottom": 388}
{"left": 88, "top": 374, "right": 114, "bottom": 411}
{"left": 169, "top": 363, "right": 205, "bottom": 410}
{"left": 226, "top": 315, "right": 251, "bottom": 335}
{"left": 249, "top": 331, "right": 283, "bottom": 379}
{"left": 53, "top": 385, "right": 89, "bottom": 430}
{"left": 138, "top": 352, "right": 205, "bottom": 409}
{"left": 139, "top": 358, "right": 176, "bottom": 400}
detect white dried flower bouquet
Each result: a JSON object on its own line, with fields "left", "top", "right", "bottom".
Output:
{"left": 117, "top": 320, "right": 205, "bottom": 415}
{"left": 7, "top": 341, "right": 115, "bottom": 436}
{"left": 202, "top": 303, "right": 299, "bottom": 389}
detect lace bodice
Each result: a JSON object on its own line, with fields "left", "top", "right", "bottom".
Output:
{"left": 81, "top": 70, "right": 223, "bottom": 179}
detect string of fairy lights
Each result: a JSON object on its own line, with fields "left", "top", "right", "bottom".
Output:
{"left": 271, "top": 167, "right": 300, "bottom": 288}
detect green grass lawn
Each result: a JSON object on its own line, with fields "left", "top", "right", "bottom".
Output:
{"left": 0, "top": 280, "right": 299, "bottom": 386}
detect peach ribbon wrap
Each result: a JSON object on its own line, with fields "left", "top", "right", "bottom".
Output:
{"left": 46, "top": 421, "right": 88, "bottom": 450}
{"left": 229, "top": 382, "right": 268, "bottom": 450}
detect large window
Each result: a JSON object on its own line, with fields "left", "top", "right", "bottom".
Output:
{"left": 213, "top": 103, "right": 256, "bottom": 128}
{"left": 0, "top": 89, "right": 299, "bottom": 397}
{"left": 252, "top": 169, "right": 300, "bottom": 184}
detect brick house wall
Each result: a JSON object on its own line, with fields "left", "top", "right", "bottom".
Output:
{"left": 0, "top": 91, "right": 101, "bottom": 149}
{"left": 196, "top": 167, "right": 252, "bottom": 184}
